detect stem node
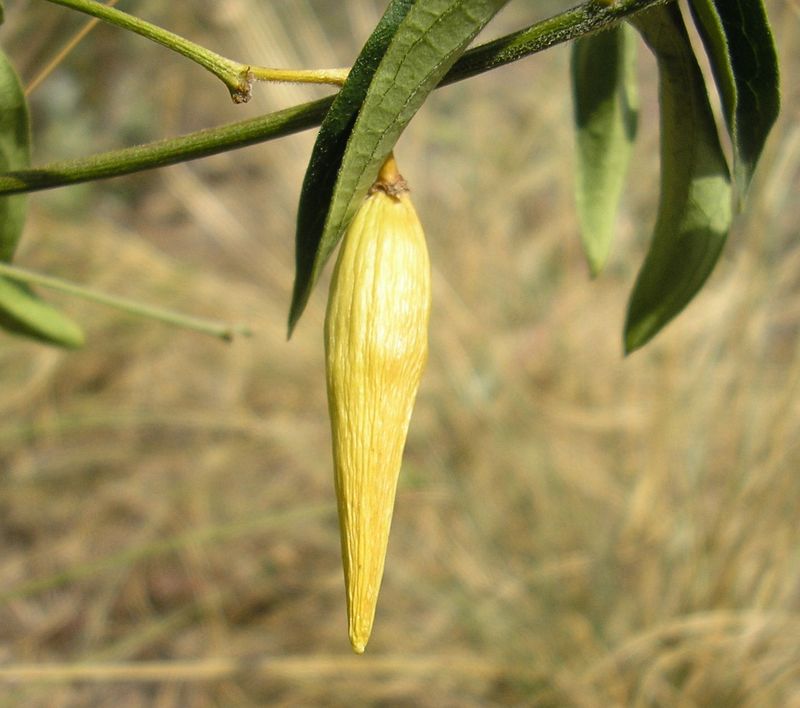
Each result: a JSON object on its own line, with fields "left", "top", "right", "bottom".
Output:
{"left": 231, "top": 68, "right": 254, "bottom": 104}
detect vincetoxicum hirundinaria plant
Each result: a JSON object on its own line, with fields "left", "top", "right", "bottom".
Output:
{"left": 0, "top": 0, "right": 780, "bottom": 651}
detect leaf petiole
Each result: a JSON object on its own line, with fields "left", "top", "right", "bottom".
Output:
{"left": 250, "top": 66, "right": 350, "bottom": 87}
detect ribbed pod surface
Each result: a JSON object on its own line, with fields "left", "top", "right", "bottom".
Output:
{"left": 324, "top": 157, "right": 430, "bottom": 653}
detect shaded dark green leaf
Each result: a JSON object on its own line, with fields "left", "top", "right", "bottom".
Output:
{"left": 688, "top": 0, "right": 779, "bottom": 197}
{"left": 625, "top": 4, "right": 732, "bottom": 353}
{"left": 0, "top": 278, "right": 84, "bottom": 348}
{"left": 571, "top": 23, "right": 638, "bottom": 276}
{"left": 0, "top": 47, "right": 31, "bottom": 262}
{"left": 289, "top": 0, "right": 509, "bottom": 334}
{"left": 289, "top": 0, "right": 414, "bottom": 335}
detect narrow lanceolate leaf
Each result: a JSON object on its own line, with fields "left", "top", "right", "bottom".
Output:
{"left": 289, "top": 0, "right": 509, "bottom": 333}
{"left": 625, "top": 4, "right": 732, "bottom": 354}
{"left": 0, "top": 49, "right": 84, "bottom": 347}
{"left": 0, "top": 278, "right": 84, "bottom": 348}
{"left": 290, "top": 0, "right": 415, "bottom": 336}
{"left": 571, "top": 23, "right": 638, "bottom": 276}
{"left": 0, "top": 47, "right": 31, "bottom": 262}
{"left": 688, "top": 0, "right": 779, "bottom": 197}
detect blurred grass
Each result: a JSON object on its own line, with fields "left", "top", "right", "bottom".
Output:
{"left": 1, "top": 0, "right": 799, "bottom": 705}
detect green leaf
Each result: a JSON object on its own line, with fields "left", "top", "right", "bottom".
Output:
{"left": 289, "top": 0, "right": 414, "bottom": 335}
{"left": 625, "top": 4, "right": 732, "bottom": 354}
{"left": 688, "top": 0, "right": 779, "bottom": 197}
{"left": 288, "top": 0, "right": 509, "bottom": 334}
{"left": 0, "top": 49, "right": 84, "bottom": 348}
{"left": 571, "top": 23, "right": 638, "bottom": 276}
{"left": 0, "top": 46, "right": 31, "bottom": 262}
{"left": 0, "top": 278, "right": 84, "bottom": 348}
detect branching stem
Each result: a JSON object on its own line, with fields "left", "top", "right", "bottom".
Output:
{"left": 5, "top": 0, "right": 672, "bottom": 195}
{"left": 42, "top": 0, "right": 351, "bottom": 98}
{"left": 43, "top": 0, "right": 252, "bottom": 100}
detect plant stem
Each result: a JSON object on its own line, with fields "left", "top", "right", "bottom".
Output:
{"left": 43, "top": 0, "right": 252, "bottom": 101}
{"left": 0, "top": 97, "right": 333, "bottom": 194}
{"left": 440, "top": 0, "right": 673, "bottom": 85}
{"left": 42, "top": 0, "right": 351, "bottom": 99}
{"left": 250, "top": 66, "right": 350, "bottom": 87}
{"left": 3, "top": 0, "right": 671, "bottom": 195}
{"left": 0, "top": 262, "right": 250, "bottom": 341}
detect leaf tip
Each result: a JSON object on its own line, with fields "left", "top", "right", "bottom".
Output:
{"left": 623, "top": 313, "right": 655, "bottom": 356}
{"left": 623, "top": 332, "right": 642, "bottom": 356}
{"left": 63, "top": 326, "right": 86, "bottom": 349}
{"left": 586, "top": 252, "right": 606, "bottom": 279}
{"left": 286, "top": 295, "right": 304, "bottom": 341}
{"left": 44, "top": 313, "right": 86, "bottom": 349}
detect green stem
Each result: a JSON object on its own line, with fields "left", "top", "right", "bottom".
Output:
{"left": 250, "top": 66, "right": 350, "bottom": 87}
{"left": 0, "top": 262, "right": 250, "bottom": 341}
{"left": 0, "top": 96, "right": 332, "bottom": 194}
{"left": 440, "top": 0, "right": 673, "bottom": 85}
{"left": 43, "top": 0, "right": 253, "bottom": 101}
{"left": 3, "top": 0, "right": 671, "bottom": 195}
{"left": 43, "top": 0, "right": 351, "bottom": 98}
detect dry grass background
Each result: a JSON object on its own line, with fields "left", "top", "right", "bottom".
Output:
{"left": 1, "top": 0, "right": 799, "bottom": 705}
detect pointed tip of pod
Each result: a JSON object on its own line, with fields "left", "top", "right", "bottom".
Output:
{"left": 348, "top": 604, "right": 376, "bottom": 654}
{"left": 349, "top": 635, "right": 368, "bottom": 654}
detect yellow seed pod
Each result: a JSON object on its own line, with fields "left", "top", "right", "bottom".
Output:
{"left": 324, "top": 154, "right": 431, "bottom": 654}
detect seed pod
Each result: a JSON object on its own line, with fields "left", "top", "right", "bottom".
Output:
{"left": 324, "top": 155, "right": 431, "bottom": 654}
